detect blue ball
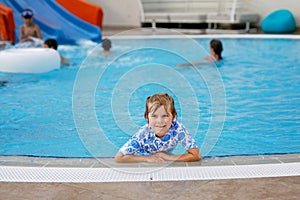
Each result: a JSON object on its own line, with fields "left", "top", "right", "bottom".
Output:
{"left": 261, "top": 9, "right": 296, "bottom": 33}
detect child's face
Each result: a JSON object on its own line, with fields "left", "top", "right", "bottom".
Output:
{"left": 148, "top": 105, "right": 173, "bottom": 138}
{"left": 209, "top": 46, "right": 215, "bottom": 56}
{"left": 22, "top": 17, "right": 33, "bottom": 25}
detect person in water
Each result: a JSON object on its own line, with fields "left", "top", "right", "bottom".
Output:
{"left": 43, "top": 38, "right": 70, "bottom": 66}
{"left": 205, "top": 39, "right": 223, "bottom": 61}
{"left": 101, "top": 38, "right": 112, "bottom": 55}
{"left": 0, "top": 40, "right": 6, "bottom": 50}
{"left": 115, "top": 93, "right": 201, "bottom": 163}
{"left": 177, "top": 39, "right": 223, "bottom": 67}
{"left": 19, "top": 8, "right": 42, "bottom": 43}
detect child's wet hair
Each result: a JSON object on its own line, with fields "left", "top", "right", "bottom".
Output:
{"left": 102, "top": 38, "right": 111, "bottom": 51}
{"left": 210, "top": 39, "right": 223, "bottom": 59}
{"left": 44, "top": 38, "right": 58, "bottom": 50}
{"left": 144, "top": 93, "right": 177, "bottom": 120}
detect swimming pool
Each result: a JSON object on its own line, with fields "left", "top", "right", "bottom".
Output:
{"left": 0, "top": 35, "right": 300, "bottom": 158}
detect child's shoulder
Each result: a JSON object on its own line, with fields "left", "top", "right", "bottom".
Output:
{"left": 136, "top": 123, "right": 150, "bottom": 135}
{"left": 171, "top": 119, "right": 187, "bottom": 131}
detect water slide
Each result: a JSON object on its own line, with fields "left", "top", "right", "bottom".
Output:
{"left": 0, "top": 3, "right": 15, "bottom": 43}
{"left": 0, "top": 0, "right": 102, "bottom": 44}
{"left": 56, "top": 0, "right": 103, "bottom": 30}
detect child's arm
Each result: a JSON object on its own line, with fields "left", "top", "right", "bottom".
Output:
{"left": 34, "top": 24, "right": 43, "bottom": 40}
{"left": 115, "top": 152, "right": 165, "bottom": 163}
{"left": 177, "top": 60, "right": 209, "bottom": 67}
{"left": 19, "top": 26, "right": 25, "bottom": 43}
{"left": 60, "top": 55, "right": 70, "bottom": 66}
{"left": 205, "top": 55, "right": 216, "bottom": 61}
{"left": 155, "top": 148, "right": 201, "bottom": 162}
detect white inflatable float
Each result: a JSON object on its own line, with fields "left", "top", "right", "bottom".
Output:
{"left": 0, "top": 48, "right": 60, "bottom": 73}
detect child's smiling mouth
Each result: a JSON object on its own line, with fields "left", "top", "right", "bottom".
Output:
{"left": 155, "top": 125, "right": 166, "bottom": 128}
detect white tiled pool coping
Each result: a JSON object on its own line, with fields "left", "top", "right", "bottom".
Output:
{"left": 1, "top": 162, "right": 299, "bottom": 182}
{"left": 0, "top": 154, "right": 299, "bottom": 182}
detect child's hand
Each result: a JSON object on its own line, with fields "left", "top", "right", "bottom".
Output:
{"left": 154, "top": 152, "right": 170, "bottom": 160}
{"left": 26, "top": 36, "right": 34, "bottom": 42}
{"left": 21, "top": 37, "right": 33, "bottom": 43}
{"left": 146, "top": 155, "right": 165, "bottom": 163}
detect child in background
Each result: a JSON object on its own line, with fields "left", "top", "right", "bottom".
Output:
{"left": 19, "top": 8, "right": 42, "bottom": 43}
{"left": 177, "top": 39, "right": 223, "bottom": 67}
{"left": 0, "top": 35, "right": 12, "bottom": 50}
{"left": 43, "top": 38, "right": 70, "bottom": 66}
{"left": 205, "top": 39, "right": 223, "bottom": 61}
{"left": 101, "top": 38, "right": 112, "bottom": 55}
{"left": 115, "top": 93, "right": 201, "bottom": 163}
{"left": 0, "top": 40, "right": 5, "bottom": 49}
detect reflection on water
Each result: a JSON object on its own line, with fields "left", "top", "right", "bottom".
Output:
{"left": 0, "top": 38, "right": 299, "bottom": 158}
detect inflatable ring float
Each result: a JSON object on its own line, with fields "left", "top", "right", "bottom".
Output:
{"left": 0, "top": 48, "right": 60, "bottom": 73}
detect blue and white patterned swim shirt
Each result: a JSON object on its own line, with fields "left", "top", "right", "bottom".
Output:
{"left": 118, "top": 120, "right": 198, "bottom": 155}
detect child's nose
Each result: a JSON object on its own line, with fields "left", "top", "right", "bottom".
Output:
{"left": 157, "top": 117, "right": 164, "bottom": 123}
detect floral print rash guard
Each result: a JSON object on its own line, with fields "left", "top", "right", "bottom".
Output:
{"left": 118, "top": 120, "right": 198, "bottom": 156}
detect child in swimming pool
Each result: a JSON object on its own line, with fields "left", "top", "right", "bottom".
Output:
{"left": 115, "top": 93, "right": 201, "bottom": 163}
{"left": 205, "top": 39, "right": 223, "bottom": 61}
{"left": 0, "top": 35, "right": 12, "bottom": 50}
{"left": 19, "top": 8, "right": 42, "bottom": 43}
{"left": 101, "top": 38, "right": 112, "bottom": 55}
{"left": 0, "top": 40, "right": 6, "bottom": 49}
{"left": 43, "top": 38, "right": 70, "bottom": 66}
{"left": 177, "top": 39, "right": 223, "bottom": 67}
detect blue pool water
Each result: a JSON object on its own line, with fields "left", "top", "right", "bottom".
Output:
{"left": 0, "top": 36, "right": 300, "bottom": 158}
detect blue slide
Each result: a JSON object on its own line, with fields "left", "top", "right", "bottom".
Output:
{"left": 0, "top": 0, "right": 102, "bottom": 44}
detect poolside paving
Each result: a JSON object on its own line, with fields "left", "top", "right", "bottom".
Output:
{"left": 0, "top": 176, "right": 299, "bottom": 200}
